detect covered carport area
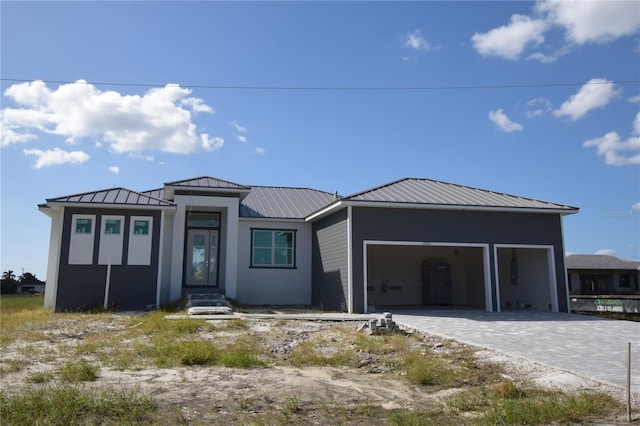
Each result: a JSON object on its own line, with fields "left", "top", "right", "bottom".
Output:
{"left": 363, "top": 241, "right": 492, "bottom": 311}
{"left": 362, "top": 241, "right": 561, "bottom": 314}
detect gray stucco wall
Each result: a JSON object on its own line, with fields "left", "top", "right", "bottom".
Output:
{"left": 349, "top": 207, "right": 569, "bottom": 313}
{"left": 311, "top": 209, "right": 349, "bottom": 311}
{"left": 56, "top": 207, "right": 161, "bottom": 311}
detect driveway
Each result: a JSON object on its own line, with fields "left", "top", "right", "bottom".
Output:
{"left": 391, "top": 309, "right": 640, "bottom": 393}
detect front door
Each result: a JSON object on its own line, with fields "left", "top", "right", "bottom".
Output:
{"left": 185, "top": 229, "right": 219, "bottom": 287}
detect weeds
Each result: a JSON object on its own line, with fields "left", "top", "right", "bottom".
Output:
{"left": 58, "top": 359, "right": 99, "bottom": 382}
{"left": 0, "top": 385, "right": 156, "bottom": 425}
{"left": 25, "top": 371, "right": 54, "bottom": 384}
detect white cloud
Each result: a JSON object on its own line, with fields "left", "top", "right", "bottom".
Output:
{"left": 23, "top": 147, "right": 89, "bottom": 168}
{"left": 403, "top": 30, "right": 438, "bottom": 51}
{"left": 537, "top": 0, "right": 640, "bottom": 45}
{"left": 231, "top": 121, "right": 247, "bottom": 134}
{"left": 200, "top": 135, "right": 224, "bottom": 151}
{"left": 632, "top": 202, "right": 640, "bottom": 211}
{"left": 180, "top": 97, "right": 214, "bottom": 114}
{"left": 595, "top": 249, "right": 615, "bottom": 256}
{"left": 471, "top": 14, "right": 548, "bottom": 60}
{"left": 553, "top": 78, "right": 617, "bottom": 120}
{"left": 250, "top": 147, "right": 266, "bottom": 156}
{"left": 472, "top": 1, "right": 640, "bottom": 62}
{"left": 629, "top": 94, "right": 640, "bottom": 103}
{"left": 1, "top": 80, "right": 221, "bottom": 155}
{"left": 231, "top": 121, "right": 248, "bottom": 143}
{"left": 488, "top": 109, "right": 524, "bottom": 132}
{"left": 583, "top": 112, "right": 640, "bottom": 166}
{"left": 107, "top": 166, "right": 120, "bottom": 175}
{"left": 525, "top": 97, "right": 553, "bottom": 118}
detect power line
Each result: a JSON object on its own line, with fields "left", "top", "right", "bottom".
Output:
{"left": 1, "top": 78, "right": 639, "bottom": 92}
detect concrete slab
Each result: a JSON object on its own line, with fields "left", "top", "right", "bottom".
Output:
{"left": 391, "top": 309, "right": 640, "bottom": 393}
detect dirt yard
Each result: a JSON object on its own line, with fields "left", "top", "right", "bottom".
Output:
{"left": 0, "top": 309, "right": 633, "bottom": 424}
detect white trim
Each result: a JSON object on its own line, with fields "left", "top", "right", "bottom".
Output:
{"left": 155, "top": 210, "right": 165, "bottom": 308}
{"left": 347, "top": 206, "right": 353, "bottom": 313}
{"left": 559, "top": 217, "right": 571, "bottom": 312}
{"left": 362, "top": 240, "right": 492, "bottom": 313}
{"left": 44, "top": 202, "right": 175, "bottom": 211}
{"left": 492, "top": 244, "right": 559, "bottom": 312}
{"left": 43, "top": 207, "right": 64, "bottom": 310}
{"left": 239, "top": 217, "right": 306, "bottom": 223}
{"left": 305, "top": 200, "right": 343, "bottom": 222}
{"left": 306, "top": 200, "right": 577, "bottom": 222}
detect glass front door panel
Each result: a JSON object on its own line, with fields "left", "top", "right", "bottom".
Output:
{"left": 208, "top": 231, "right": 218, "bottom": 285}
{"left": 185, "top": 230, "right": 218, "bottom": 287}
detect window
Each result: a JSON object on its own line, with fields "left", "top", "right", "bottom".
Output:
{"left": 75, "top": 218, "right": 92, "bottom": 234}
{"left": 187, "top": 212, "right": 220, "bottom": 228}
{"left": 133, "top": 220, "right": 149, "bottom": 235}
{"left": 105, "top": 219, "right": 121, "bottom": 235}
{"left": 251, "top": 229, "right": 295, "bottom": 267}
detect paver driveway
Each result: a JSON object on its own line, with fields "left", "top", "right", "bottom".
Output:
{"left": 391, "top": 309, "right": 640, "bottom": 393}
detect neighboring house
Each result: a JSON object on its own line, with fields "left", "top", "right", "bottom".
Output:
{"left": 18, "top": 274, "right": 46, "bottom": 294}
{"left": 566, "top": 254, "right": 640, "bottom": 295}
{"left": 39, "top": 176, "right": 578, "bottom": 313}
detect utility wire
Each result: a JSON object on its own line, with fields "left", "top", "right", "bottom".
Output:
{"left": 1, "top": 77, "right": 639, "bottom": 91}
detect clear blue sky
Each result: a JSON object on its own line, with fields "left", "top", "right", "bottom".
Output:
{"left": 2, "top": 1, "right": 639, "bottom": 279}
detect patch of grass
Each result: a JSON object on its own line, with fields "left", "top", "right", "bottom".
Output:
{"left": 0, "top": 385, "right": 156, "bottom": 425}
{"left": 401, "top": 352, "right": 461, "bottom": 386}
{"left": 58, "top": 359, "right": 99, "bottom": 382}
{"left": 131, "top": 311, "right": 205, "bottom": 337}
{"left": 279, "top": 395, "right": 300, "bottom": 423}
{"left": 447, "top": 381, "right": 621, "bottom": 425}
{"left": 25, "top": 370, "right": 54, "bottom": 384}
{"left": 482, "top": 389, "right": 620, "bottom": 425}
{"left": 0, "top": 359, "right": 29, "bottom": 376}
{"left": 353, "top": 332, "right": 408, "bottom": 355}
{"left": 387, "top": 407, "right": 449, "bottom": 426}
{"left": 289, "top": 340, "right": 355, "bottom": 367}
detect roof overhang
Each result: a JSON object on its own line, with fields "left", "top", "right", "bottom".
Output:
{"left": 40, "top": 202, "right": 177, "bottom": 214}
{"left": 306, "top": 200, "right": 579, "bottom": 222}
{"left": 164, "top": 186, "right": 251, "bottom": 201}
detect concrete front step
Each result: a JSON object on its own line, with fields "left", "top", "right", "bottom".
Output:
{"left": 185, "top": 293, "right": 233, "bottom": 315}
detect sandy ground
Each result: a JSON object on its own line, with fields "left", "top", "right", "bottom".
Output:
{"left": 1, "top": 314, "right": 636, "bottom": 424}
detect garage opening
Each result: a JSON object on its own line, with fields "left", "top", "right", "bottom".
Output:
{"left": 495, "top": 246, "right": 558, "bottom": 311}
{"left": 364, "top": 243, "right": 490, "bottom": 311}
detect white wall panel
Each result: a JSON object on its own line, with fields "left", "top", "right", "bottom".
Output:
{"left": 69, "top": 214, "right": 95, "bottom": 265}
{"left": 98, "top": 215, "right": 124, "bottom": 265}
{"left": 128, "top": 216, "right": 153, "bottom": 265}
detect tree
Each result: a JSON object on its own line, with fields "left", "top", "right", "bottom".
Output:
{"left": 1, "top": 270, "right": 18, "bottom": 294}
{"left": 2, "top": 270, "right": 16, "bottom": 281}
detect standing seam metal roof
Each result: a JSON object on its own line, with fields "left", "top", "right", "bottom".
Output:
{"left": 343, "top": 178, "right": 577, "bottom": 211}
{"left": 164, "top": 176, "right": 251, "bottom": 190}
{"left": 240, "top": 186, "right": 337, "bottom": 219}
{"left": 46, "top": 187, "right": 174, "bottom": 207}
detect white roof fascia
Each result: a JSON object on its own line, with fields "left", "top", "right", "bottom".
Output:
{"left": 238, "top": 217, "right": 306, "bottom": 223}
{"left": 43, "top": 202, "right": 177, "bottom": 213}
{"left": 167, "top": 185, "right": 251, "bottom": 195}
{"left": 304, "top": 200, "right": 344, "bottom": 222}
{"left": 306, "top": 200, "right": 577, "bottom": 221}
